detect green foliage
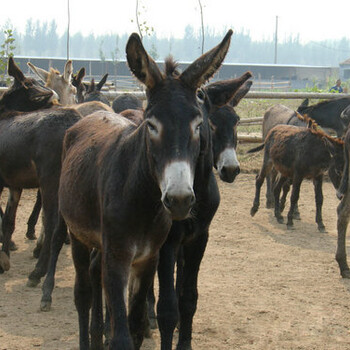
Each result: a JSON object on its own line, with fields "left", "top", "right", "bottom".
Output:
{"left": 0, "top": 29, "right": 16, "bottom": 85}
{"left": 131, "top": 0, "right": 154, "bottom": 40}
{"left": 148, "top": 43, "right": 159, "bottom": 60}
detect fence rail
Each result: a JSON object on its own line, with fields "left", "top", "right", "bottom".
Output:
{"left": 1, "top": 86, "right": 348, "bottom": 101}
{"left": 99, "top": 90, "right": 350, "bottom": 101}
{"left": 1, "top": 85, "right": 347, "bottom": 144}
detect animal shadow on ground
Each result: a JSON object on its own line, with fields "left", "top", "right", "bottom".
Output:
{"left": 250, "top": 180, "right": 338, "bottom": 254}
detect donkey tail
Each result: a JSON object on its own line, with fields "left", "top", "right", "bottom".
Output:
{"left": 337, "top": 146, "right": 349, "bottom": 200}
{"left": 247, "top": 144, "right": 265, "bottom": 153}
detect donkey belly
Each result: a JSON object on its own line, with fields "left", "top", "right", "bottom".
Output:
{"left": 60, "top": 191, "right": 102, "bottom": 250}
{"left": 0, "top": 160, "right": 39, "bottom": 189}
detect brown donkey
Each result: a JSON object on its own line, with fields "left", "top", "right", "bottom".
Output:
{"left": 27, "top": 60, "right": 76, "bottom": 105}
{"left": 55, "top": 30, "right": 233, "bottom": 349}
{"left": 336, "top": 126, "right": 350, "bottom": 278}
{"left": 249, "top": 120, "right": 343, "bottom": 232}
{"left": 0, "top": 57, "right": 82, "bottom": 280}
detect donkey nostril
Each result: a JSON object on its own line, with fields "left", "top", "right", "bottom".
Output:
{"left": 163, "top": 193, "right": 172, "bottom": 209}
{"left": 189, "top": 193, "right": 196, "bottom": 207}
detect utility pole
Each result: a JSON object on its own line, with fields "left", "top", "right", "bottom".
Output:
{"left": 67, "top": 0, "right": 70, "bottom": 60}
{"left": 274, "top": 15, "right": 278, "bottom": 64}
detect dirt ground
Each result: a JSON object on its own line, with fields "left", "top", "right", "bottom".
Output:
{"left": 1, "top": 173, "right": 350, "bottom": 350}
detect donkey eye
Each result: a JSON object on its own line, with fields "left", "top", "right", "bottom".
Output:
{"left": 209, "top": 120, "right": 216, "bottom": 132}
{"left": 147, "top": 121, "right": 158, "bottom": 135}
{"left": 196, "top": 89, "right": 205, "bottom": 104}
{"left": 194, "top": 121, "right": 202, "bottom": 135}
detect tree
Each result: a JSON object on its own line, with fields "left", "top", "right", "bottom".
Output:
{"left": 0, "top": 29, "right": 16, "bottom": 86}
{"left": 133, "top": 0, "right": 154, "bottom": 40}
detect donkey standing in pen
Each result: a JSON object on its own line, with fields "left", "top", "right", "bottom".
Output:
{"left": 335, "top": 125, "right": 350, "bottom": 278}
{"left": 39, "top": 71, "right": 252, "bottom": 318}
{"left": 25, "top": 63, "right": 113, "bottom": 253}
{"left": 262, "top": 97, "right": 350, "bottom": 209}
{"left": 0, "top": 57, "right": 82, "bottom": 281}
{"left": 48, "top": 30, "right": 234, "bottom": 350}
{"left": 249, "top": 119, "right": 344, "bottom": 232}
{"left": 145, "top": 74, "right": 252, "bottom": 349}
{"left": 24, "top": 60, "right": 77, "bottom": 242}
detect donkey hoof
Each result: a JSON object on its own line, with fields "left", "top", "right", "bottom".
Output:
{"left": 149, "top": 317, "right": 157, "bottom": 330}
{"left": 27, "top": 273, "right": 41, "bottom": 287}
{"left": 9, "top": 240, "right": 18, "bottom": 251}
{"left": 250, "top": 206, "right": 258, "bottom": 217}
{"left": 341, "top": 269, "right": 350, "bottom": 279}
{"left": 40, "top": 300, "right": 52, "bottom": 312}
{"left": 176, "top": 341, "right": 193, "bottom": 350}
{"left": 318, "top": 224, "right": 326, "bottom": 233}
{"left": 266, "top": 201, "right": 274, "bottom": 209}
{"left": 0, "top": 251, "right": 10, "bottom": 272}
{"left": 32, "top": 246, "right": 41, "bottom": 259}
{"left": 276, "top": 216, "right": 284, "bottom": 224}
{"left": 287, "top": 223, "right": 295, "bottom": 230}
{"left": 26, "top": 231, "right": 37, "bottom": 240}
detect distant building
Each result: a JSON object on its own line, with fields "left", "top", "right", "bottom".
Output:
{"left": 10, "top": 56, "right": 340, "bottom": 91}
{"left": 339, "top": 58, "right": 350, "bottom": 80}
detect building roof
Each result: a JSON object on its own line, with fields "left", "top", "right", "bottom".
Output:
{"left": 340, "top": 58, "right": 350, "bottom": 65}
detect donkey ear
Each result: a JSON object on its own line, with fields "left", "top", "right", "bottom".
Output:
{"left": 27, "top": 62, "right": 49, "bottom": 82}
{"left": 88, "top": 78, "right": 95, "bottom": 93}
{"left": 63, "top": 60, "right": 73, "bottom": 82}
{"left": 8, "top": 57, "right": 25, "bottom": 82}
{"left": 230, "top": 79, "right": 253, "bottom": 107}
{"left": 97, "top": 73, "right": 108, "bottom": 91}
{"left": 76, "top": 67, "right": 86, "bottom": 82}
{"left": 126, "top": 33, "right": 163, "bottom": 90}
{"left": 205, "top": 71, "right": 252, "bottom": 107}
{"left": 180, "top": 29, "right": 233, "bottom": 89}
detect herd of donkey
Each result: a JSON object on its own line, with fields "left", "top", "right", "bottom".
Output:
{"left": 1, "top": 29, "right": 350, "bottom": 349}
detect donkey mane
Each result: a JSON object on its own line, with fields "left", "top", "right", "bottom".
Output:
{"left": 164, "top": 56, "right": 181, "bottom": 77}
{"left": 299, "top": 113, "right": 344, "bottom": 145}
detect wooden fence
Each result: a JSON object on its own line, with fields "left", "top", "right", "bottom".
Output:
{"left": 1, "top": 85, "right": 348, "bottom": 144}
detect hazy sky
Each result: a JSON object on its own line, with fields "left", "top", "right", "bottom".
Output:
{"left": 1, "top": 0, "right": 349, "bottom": 43}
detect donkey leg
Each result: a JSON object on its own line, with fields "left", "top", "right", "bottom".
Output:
{"left": 0, "top": 189, "right": 22, "bottom": 273}
{"left": 89, "top": 249, "right": 104, "bottom": 350}
{"left": 313, "top": 175, "right": 326, "bottom": 232}
{"left": 103, "top": 246, "right": 133, "bottom": 349}
{"left": 336, "top": 192, "right": 350, "bottom": 278}
{"left": 266, "top": 168, "right": 277, "bottom": 208}
{"left": 287, "top": 177, "right": 302, "bottom": 229}
{"left": 251, "top": 159, "right": 272, "bottom": 216}
{"left": 177, "top": 231, "right": 209, "bottom": 350}
{"left": 129, "top": 256, "right": 158, "bottom": 350}
{"left": 71, "top": 234, "right": 92, "bottom": 350}
{"left": 26, "top": 189, "right": 42, "bottom": 240}
{"left": 273, "top": 175, "right": 287, "bottom": 223}
{"left": 28, "top": 187, "right": 58, "bottom": 287}
{"left": 146, "top": 280, "right": 157, "bottom": 333}
{"left": 280, "top": 178, "right": 290, "bottom": 213}
{"left": 157, "top": 233, "right": 179, "bottom": 350}
{"left": 40, "top": 214, "right": 67, "bottom": 310}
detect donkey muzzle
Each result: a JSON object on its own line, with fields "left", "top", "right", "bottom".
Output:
{"left": 161, "top": 161, "right": 195, "bottom": 220}
{"left": 217, "top": 147, "right": 240, "bottom": 183}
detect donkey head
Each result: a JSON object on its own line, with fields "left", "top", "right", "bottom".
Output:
{"left": 72, "top": 67, "right": 86, "bottom": 103}
{"left": 27, "top": 60, "right": 76, "bottom": 105}
{"left": 84, "top": 74, "right": 110, "bottom": 106}
{"left": 205, "top": 75, "right": 252, "bottom": 182}
{"left": 0, "top": 57, "right": 56, "bottom": 112}
{"left": 126, "top": 30, "right": 232, "bottom": 220}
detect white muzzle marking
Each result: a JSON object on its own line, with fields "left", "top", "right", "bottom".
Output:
{"left": 217, "top": 147, "right": 240, "bottom": 172}
{"left": 161, "top": 161, "right": 194, "bottom": 200}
